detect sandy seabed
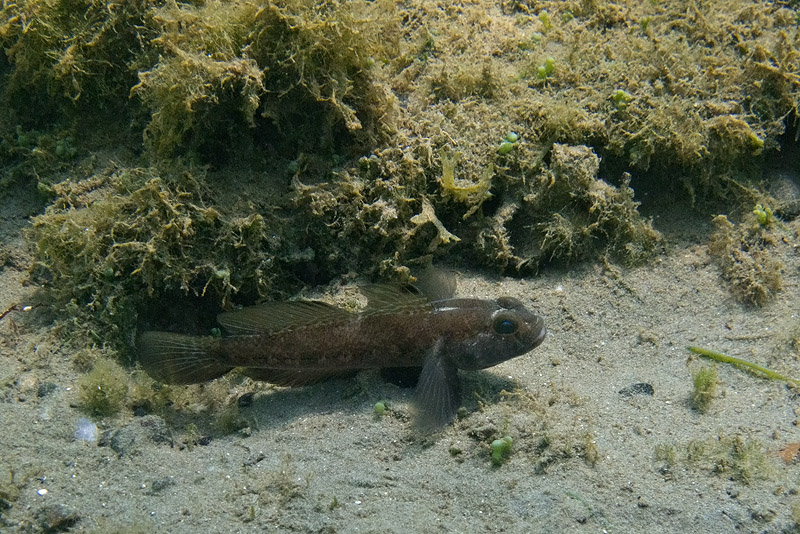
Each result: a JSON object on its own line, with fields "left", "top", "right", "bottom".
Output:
{"left": 1, "top": 197, "right": 799, "bottom": 534}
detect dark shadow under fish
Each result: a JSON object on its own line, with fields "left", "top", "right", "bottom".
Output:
{"left": 137, "top": 282, "right": 546, "bottom": 431}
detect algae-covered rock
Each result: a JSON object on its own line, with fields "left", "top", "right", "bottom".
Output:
{"left": 29, "top": 166, "right": 284, "bottom": 345}
{"left": 28, "top": 140, "right": 662, "bottom": 348}
{"left": 131, "top": 0, "right": 398, "bottom": 158}
{"left": 0, "top": 0, "right": 152, "bottom": 119}
{"left": 476, "top": 144, "right": 661, "bottom": 271}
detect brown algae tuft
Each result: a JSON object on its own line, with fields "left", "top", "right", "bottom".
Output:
{"left": 709, "top": 212, "right": 783, "bottom": 306}
{"left": 687, "top": 435, "right": 772, "bottom": 485}
{"left": 655, "top": 435, "right": 774, "bottom": 485}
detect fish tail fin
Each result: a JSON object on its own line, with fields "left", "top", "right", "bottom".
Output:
{"left": 137, "top": 331, "right": 233, "bottom": 384}
{"left": 412, "top": 347, "right": 461, "bottom": 432}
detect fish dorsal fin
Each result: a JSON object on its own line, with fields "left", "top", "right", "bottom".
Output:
{"left": 360, "top": 284, "right": 432, "bottom": 315}
{"left": 411, "top": 266, "right": 457, "bottom": 302}
{"left": 218, "top": 301, "right": 352, "bottom": 335}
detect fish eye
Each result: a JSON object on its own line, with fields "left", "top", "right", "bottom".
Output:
{"left": 493, "top": 317, "right": 518, "bottom": 335}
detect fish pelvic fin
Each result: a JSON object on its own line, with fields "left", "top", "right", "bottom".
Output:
{"left": 137, "top": 331, "right": 233, "bottom": 385}
{"left": 412, "top": 342, "right": 461, "bottom": 432}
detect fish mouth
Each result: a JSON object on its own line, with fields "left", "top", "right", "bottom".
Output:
{"left": 530, "top": 321, "right": 547, "bottom": 348}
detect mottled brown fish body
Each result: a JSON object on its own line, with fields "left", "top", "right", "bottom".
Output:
{"left": 221, "top": 312, "right": 433, "bottom": 369}
{"left": 138, "top": 287, "right": 546, "bottom": 430}
{"left": 220, "top": 300, "right": 506, "bottom": 370}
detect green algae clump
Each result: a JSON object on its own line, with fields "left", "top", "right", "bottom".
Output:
{"left": 78, "top": 359, "right": 129, "bottom": 417}
{"left": 691, "top": 366, "right": 718, "bottom": 414}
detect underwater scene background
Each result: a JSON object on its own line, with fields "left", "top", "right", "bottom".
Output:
{"left": 1, "top": 1, "right": 800, "bottom": 532}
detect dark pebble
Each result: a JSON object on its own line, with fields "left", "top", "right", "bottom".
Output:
{"left": 618, "top": 383, "right": 654, "bottom": 397}
{"left": 37, "top": 383, "right": 58, "bottom": 398}
{"left": 244, "top": 452, "right": 266, "bottom": 467}
{"left": 132, "top": 399, "right": 153, "bottom": 416}
{"left": 146, "top": 477, "right": 175, "bottom": 495}
{"left": 467, "top": 424, "right": 497, "bottom": 441}
{"left": 237, "top": 392, "right": 254, "bottom": 407}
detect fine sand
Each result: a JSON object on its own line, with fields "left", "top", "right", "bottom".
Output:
{"left": 2, "top": 191, "right": 800, "bottom": 533}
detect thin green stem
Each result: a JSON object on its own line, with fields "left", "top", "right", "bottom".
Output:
{"left": 687, "top": 346, "right": 800, "bottom": 388}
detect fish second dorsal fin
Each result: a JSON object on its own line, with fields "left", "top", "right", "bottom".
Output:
{"left": 360, "top": 284, "right": 432, "bottom": 315}
{"left": 218, "top": 301, "right": 352, "bottom": 335}
{"left": 361, "top": 267, "right": 456, "bottom": 313}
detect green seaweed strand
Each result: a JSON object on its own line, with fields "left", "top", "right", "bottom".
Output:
{"left": 687, "top": 346, "right": 800, "bottom": 388}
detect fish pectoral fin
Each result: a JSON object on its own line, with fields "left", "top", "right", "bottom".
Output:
{"left": 412, "top": 347, "right": 460, "bottom": 432}
{"left": 241, "top": 368, "right": 357, "bottom": 387}
{"left": 137, "top": 331, "right": 233, "bottom": 385}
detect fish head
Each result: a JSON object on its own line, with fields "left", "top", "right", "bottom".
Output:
{"left": 447, "top": 296, "right": 546, "bottom": 371}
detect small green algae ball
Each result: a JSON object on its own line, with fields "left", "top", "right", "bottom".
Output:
{"left": 612, "top": 89, "right": 633, "bottom": 110}
{"left": 536, "top": 65, "right": 548, "bottom": 79}
{"left": 491, "top": 435, "right": 513, "bottom": 466}
{"left": 374, "top": 401, "right": 387, "bottom": 416}
{"left": 538, "top": 10, "right": 552, "bottom": 30}
{"left": 498, "top": 140, "right": 515, "bottom": 154}
{"left": 537, "top": 57, "right": 556, "bottom": 80}
{"left": 286, "top": 159, "right": 301, "bottom": 175}
{"left": 752, "top": 203, "right": 773, "bottom": 226}
{"left": 498, "top": 132, "right": 519, "bottom": 154}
